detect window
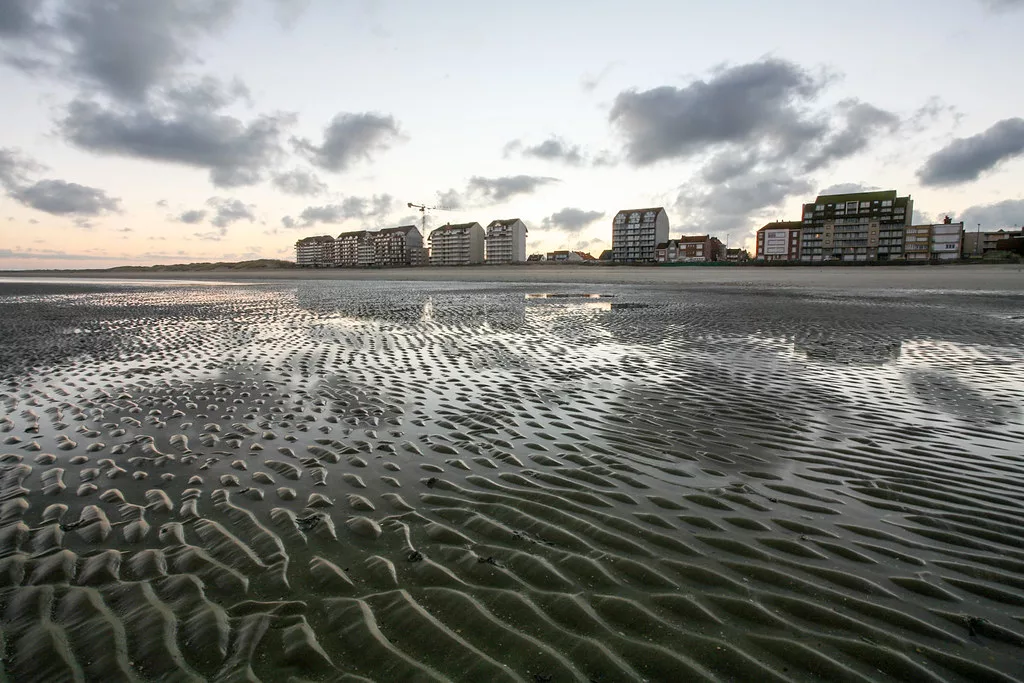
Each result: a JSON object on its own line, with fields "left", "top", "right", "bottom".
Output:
{"left": 815, "top": 204, "right": 824, "bottom": 211}
{"left": 860, "top": 202, "right": 871, "bottom": 208}
{"left": 614, "top": 215, "right": 626, "bottom": 224}
{"left": 846, "top": 201, "right": 859, "bottom": 211}
{"left": 881, "top": 200, "right": 893, "bottom": 207}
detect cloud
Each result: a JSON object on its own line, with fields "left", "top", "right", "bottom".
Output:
{"left": 53, "top": 0, "right": 238, "bottom": 102}
{"left": 980, "top": 0, "right": 1024, "bottom": 10}
{"left": 609, "top": 58, "right": 829, "bottom": 166}
{"left": 59, "top": 93, "right": 295, "bottom": 188}
{"left": 9, "top": 179, "right": 121, "bottom": 217}
{"left": 284, "top": 193, "right": 394, "bottom": 228}
{"left": 676, "top": 170, "right": 813, "bottom": 235}
{"left": 207, "top": 197, "right": 255, "bottom": 228}
{"left": 608, "top": 58, "right": 902, "bottom": 245}
{"left": 272, "top": 169, "right": 327, "bottom": 196}
{"left": 916, "top": 118, "right": 1024, "bottom": 186}
{"left": 957, "top": 199, "right": 1024, "bottom": 229}
{"left": 0, "top": 248, "right": 116, "bottom": 261}
{"left": 0, "top": 147, "right": 46, "bottom": 189}
{"left": 581, "top": 62, "right": 620, "bottom": 92}
{"left": 507, "top": 137, "right": 585, "bottom": 165}
{"left": 818, "top": 182, "right": 880, "bottom": 195}
{"left": 802, "top": 100, "right": 899, "bottom": 172}
{"left": 466, "top": 175, "right": 559, "bottom": 202}
{"left": 541, "top": 208, "right": 605, "bottom": 233}
{"left": 176, "top": 209, "right": 207, "bottom": 224}
{"left": 293, "top": 112, "right": 403, "bottom": 172}
{"left": 0, "top": 0, "right": 38, "bottom": 38}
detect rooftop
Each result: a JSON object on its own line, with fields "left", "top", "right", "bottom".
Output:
{"left": 614, "top": 206, "right": 665, "bottom": 217}
{"left": 487, "top": 218, "right": 523, "bottom": 228}
{"left": 758, "top": 221, "right": 804, "bottom": 232}
{"left": 809, "top": 189, "right": 899, "bottom": 205}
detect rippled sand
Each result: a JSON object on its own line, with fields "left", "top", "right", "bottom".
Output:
{"left": 1, "top": 279, "right": 1023, "bottom": 682}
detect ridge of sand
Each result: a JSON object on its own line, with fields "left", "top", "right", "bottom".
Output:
{"left": 1, "top": 279, "right": 1023, "bottom": 680}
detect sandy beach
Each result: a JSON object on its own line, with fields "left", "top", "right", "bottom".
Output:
{"left": 1, "top": 277, "right": 1023, "bottom": 681}
{"left": 4, "top": 262, "right": 1024, "bottom": 291}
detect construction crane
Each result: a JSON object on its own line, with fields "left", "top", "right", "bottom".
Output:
{"left": 407, "top": 202, "right": 453, "bottom": 236}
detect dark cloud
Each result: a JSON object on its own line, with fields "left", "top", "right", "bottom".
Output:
{"left": 176, "top": 209, "right": 207, "bottom": 224}
{"left": 957, "top": 199, "right": 1024, "bottom": 229}
{"left": 507, "top": 137, "right": 585, "bottom": 165}
{"left": 207, "top": 197, "right": 255, "bottom": 228}
{"left": 9, "top": 179, "right": 121, "bottom": 217}
{"left": 0, "top": 0, "right": 37, "bottom": 37}
{"left": 609, "top": 59, "right": 828, "bottom": 165}
{"left": 54, "top": 1, "right": 236, "bottom": 102}
{"left": 293, "top": 112, "right": 403, "bottom": 172}
{"left": 272, "top": 169, "right": 327, "bottom": 196}
{"left": 59, "top": 94, "right": 295, "bottom": 188}
{"left": 541, "top": 208, "right": 605, "bottom": 233}
{"left": 916, "top": 118, "right": 1024, "bottom": 186}
{"left": 466, "top": 175, "right": 559, "bottom": 203}
{"left": 802, "top": 100, "right": 899, "bottom": 172}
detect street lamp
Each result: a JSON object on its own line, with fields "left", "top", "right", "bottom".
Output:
{"left": 976, "top": 223, "right": 981, "bottom": 257}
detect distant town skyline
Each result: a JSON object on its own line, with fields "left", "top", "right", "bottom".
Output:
{"left": 2, "top": 0, "right": 1023, "bottom": 269}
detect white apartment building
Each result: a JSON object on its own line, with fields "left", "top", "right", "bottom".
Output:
{"left": 485, "top": 219, "right": 528, "bottom": 264}
{"left": 295, "top": 235, "right": 335, "bottom": 267}
{"left": 428, "top": 222, "right": 485, "bottom": 265}
{"left": 612, "top": 207, "right": 669, "bottom": 262}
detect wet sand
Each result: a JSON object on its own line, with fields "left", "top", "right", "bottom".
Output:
{"left": 3, "top": 262, "right": 1024, "bottom": 291}
{"left": 1, "top": 278, "right": 1023, "bottom": 681}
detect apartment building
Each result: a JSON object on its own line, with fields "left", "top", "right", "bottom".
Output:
{"left": 904, "top": 217, "right": 965, "bottom": 261}
{"left": 485, "top": 219, "right": 528, "bottom": 264}
{"left": 963, "top": 228, "right": 1024, "bottom": 256}
{"left": 612, "top": 207, "right": 670, "bottom": 262}
{"left": 725, "top": 248, "right": 750, "bottom": 262}
{"left": 756, "top": 221, "right": 802, "bottom": 261}
{"left": 799, "top": 190, "right": 913, "bottom": 262}
{"left": 334, "top": 230, "right": 374, "bottom": 267}
{"left": 428, "top": 222, "right": 485, "bottom": 265}
{"left": 657, "top": 235, "right": 725, "bottom": 262}
{"left": 295, "top": 235, "right": 335, "bottom": 267}
{"left": 374, "top": 225, "right": 423, "bottom": 267}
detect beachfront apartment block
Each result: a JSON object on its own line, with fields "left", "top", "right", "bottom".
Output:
{"left": 374, "top": 225, "right": 424, "bottom": 267}
{"left": 904, "top": 217, "right": 965, "bottom": 261}
{"left": 658, "top": 234, "right": 726, "bottom": 262}
{"left": 295, "top": 235, "right": 336, "bottom": 267}
{"left": 428, "top": 222, "right": 485, "bottom": 265}
{"left": 335, "top": 230, "right": 375, "bottom": 267}
{"left": 612, "top": 207, "right": 669, "bottom": 262}
{"left": 799, "top": 190, "right": 913, "bottom": 262}
{"left": 485, "top": 219, "right": 528, "bottom": 264}
{"left": 756, "top": 221, "right": 803, "bottom": 261}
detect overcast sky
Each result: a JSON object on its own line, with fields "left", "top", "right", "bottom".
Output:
{"left": 2, "top": 0, "right": 1023, "bottom": 269}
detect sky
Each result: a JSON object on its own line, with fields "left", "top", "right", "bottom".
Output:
{"left": 1, "top": 0, "right": 1023, "bottom": 269}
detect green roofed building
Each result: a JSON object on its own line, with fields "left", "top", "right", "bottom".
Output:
{"left": 799, "top": 190, "right": 913, "bottom": 262}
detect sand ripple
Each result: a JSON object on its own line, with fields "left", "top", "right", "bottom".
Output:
{"left": 1, "top": 280, "right": 1024, "bottom": 681}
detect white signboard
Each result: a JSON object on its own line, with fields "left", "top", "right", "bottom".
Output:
{"left": 764, "top": 229, "right": 790, "bottom": 255}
